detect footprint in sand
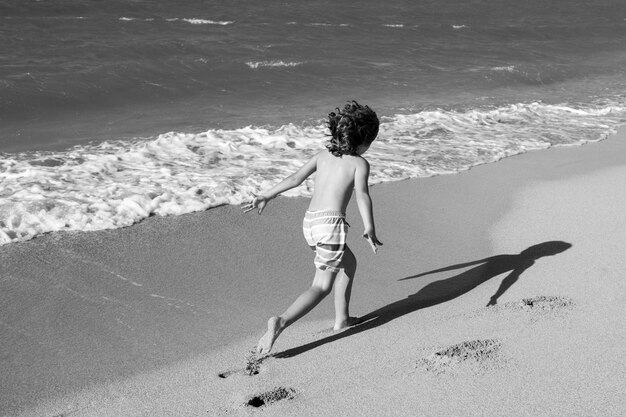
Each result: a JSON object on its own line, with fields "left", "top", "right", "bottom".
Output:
{"left": 515, "top": 295, "right": 574, "bottom": 312}
{"left": 460, "top": 295, "right": 575, "bottom": 320}
{"left": 418, "top": 338, "right": 502, "bottom": 374}
{"left": 218, "top": 351, "right": 266, "bottom": 379}
{"left": 245, "top": 387, "right": 297, "bottom": 408}
{"left": 492, "top": 295, "right": 575, "bottom": 320}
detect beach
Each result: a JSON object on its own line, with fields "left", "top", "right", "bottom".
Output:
{"left": 2, "top": 1, "right": 626, "bottom": 415}
{"left": 2, "top": 127, "right": 625, "bottom": 416}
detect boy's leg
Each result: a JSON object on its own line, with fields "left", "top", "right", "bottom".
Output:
{"left": 257, "top": 268, "right": 339, "bottom": 354}
{"left": 333, "top": 245, "right": 358, "bottom": 331}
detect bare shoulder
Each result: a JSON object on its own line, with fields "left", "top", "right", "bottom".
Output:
{"left": 302, "top": 150, "right": 325, "bottom": 169}
{"left": 350, "top": 154, "right": 370, "bottom": 170}
{"left": 317, "top": 151, "right": 368, "bottom": 172}
{"left": 352, "top": 155, "right": 370, "bottom": 190}
{"left": 315, "top": 149, "right": 329, "bottom": 161}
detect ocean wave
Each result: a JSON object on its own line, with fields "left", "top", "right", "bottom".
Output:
{"left": 307, "top": 23, "right": 350, "bottom": 27}
{"left": 465, "top": 64, "right": 582, "bottom": 86}
{"left": 166, "top": 18, "right": 234, "bottom": 25}
{"left": 491, "top": 65, "right": 516, "bottom": 72}
{"left": 452, "top": 25, "right": 468, "bottom": 29}
{"left": 383, "top": 24, "right": 404, "bottom": 28}
{"left": 1, "top": 100, "right": 625, "bottom": 245}
{"left": 246, "top": 60, "right": 303, "bottom": 69}
{"left": 118, "top": 17, "right": 232, "bottom": 24}
{"left": 119, "top": 17, "right": 155, "bottom": 22}
{"left": 467, "top": 65, "right": 517, "bottom": 73}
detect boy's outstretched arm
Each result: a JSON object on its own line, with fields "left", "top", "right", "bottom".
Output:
{"left": 242, "top": 151, "right": 320, "bottom": 214}
{"left": 354, "top": 158, "right": 383, "bottom": 253}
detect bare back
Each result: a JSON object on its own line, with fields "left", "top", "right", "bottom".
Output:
{"left": 308, "top": 150, "right": 365, "bottom": 212}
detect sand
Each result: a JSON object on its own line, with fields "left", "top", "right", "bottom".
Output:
{"left": 2, "top": 128, "right": 626, "bottom": 416}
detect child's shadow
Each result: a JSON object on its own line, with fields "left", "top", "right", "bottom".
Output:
{"left": 274, "top": 240, "right": 571, "bottom": 359}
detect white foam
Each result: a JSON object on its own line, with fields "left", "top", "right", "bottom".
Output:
{"left": 120, "top": 17, "right": 230, "bottom": 24}
{"left": 452, "top": 25, "right": 468, "bottom": 29}
{"left": 246, "top": 60, "right": 303, "bottom": 69}
{"left": 165, "top": 18, "right": 233, "bottom": 25}
{"left": 182, "top": 18, "right": 233, "bottom": 25}
{"left": 308, "top": 23, "right": 350, "bottom": 27}
{"left": 1, "top": 100, "right": 625, "bottom": 245}
{"left": 383, "top": 24, "right": 404, "bottom": 28}
{"left": 119, "top": 17, "right": 155, "bottom": 22}
{"left": 491, "top": 65, "right": 516, "bottom": 72}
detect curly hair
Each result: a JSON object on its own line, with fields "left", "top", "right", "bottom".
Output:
{"left": 326, "top": 100, "right": 379, "bottom": 157}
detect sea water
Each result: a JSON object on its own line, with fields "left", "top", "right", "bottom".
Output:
{"left": 1, "top": 0, "right": 626, "bottom": 244}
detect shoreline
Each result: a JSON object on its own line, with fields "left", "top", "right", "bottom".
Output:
{"left": 2, "top": 107, "right": 624, "bottom": 248}
{"left": 2, "top": 127, "right": 626, "bottom": 416}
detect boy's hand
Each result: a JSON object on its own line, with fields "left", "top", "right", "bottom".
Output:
{"left": 362, "top": 231, "right": 383, "bottom": 254}
{"left": 242, "top": 194, "right": 269, "bottom": 215}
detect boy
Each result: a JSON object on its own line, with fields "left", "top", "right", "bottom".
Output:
{"left": 243, "top": 101, "right": 383, "bottom": 355}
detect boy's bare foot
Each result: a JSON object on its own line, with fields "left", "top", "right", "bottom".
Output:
{"left": 256, "top": 317, "right": 282, "bottom": 355}
{"left": 333, "top": 316, "right": 360, "bottom": 331}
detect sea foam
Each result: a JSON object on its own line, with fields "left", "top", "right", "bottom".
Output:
{"left": 246, "top": 60, "right": 303, "bottom": 69}
{"left": 1, "top": 100, "right": 625, "bottom": 245}
{"left": 175, "top": 18, "right": 234, "bottom": 25}
{"left": 119, "top": 17, "right": 231, "bottom": 24}
{"left": 491, "top": 65, "right": 516, "bottom": 72}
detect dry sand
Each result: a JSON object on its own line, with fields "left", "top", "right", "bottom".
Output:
{"left": 2, "top": 128, "right": 626, "bottom": 416}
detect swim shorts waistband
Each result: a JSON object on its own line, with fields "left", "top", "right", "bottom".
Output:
{"left": 305, "top": 210, "right": 346, "bottom": 218}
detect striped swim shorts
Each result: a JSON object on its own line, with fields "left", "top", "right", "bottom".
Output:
{"left": 302, "top": 210, "right": 349, "bottom": 273}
